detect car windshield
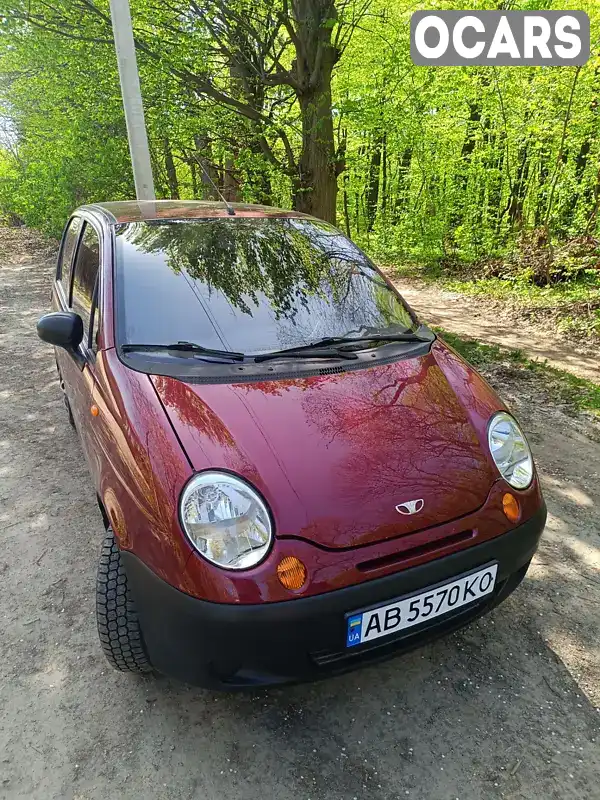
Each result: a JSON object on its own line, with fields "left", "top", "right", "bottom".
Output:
{"left": 114, "top": 217, "right": 418, "bottom": 357}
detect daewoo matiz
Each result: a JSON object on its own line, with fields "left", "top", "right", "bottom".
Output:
{"left": 37, "top": 201, "right": 546, "bottom": 688}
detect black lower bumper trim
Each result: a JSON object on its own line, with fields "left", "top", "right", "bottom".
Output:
{"left": 123, "top": 504, "right": 546, "bottom": 689}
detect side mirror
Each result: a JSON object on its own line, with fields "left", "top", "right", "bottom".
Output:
{"left": 37, "top": 311, "right": 84, "bottom": 351}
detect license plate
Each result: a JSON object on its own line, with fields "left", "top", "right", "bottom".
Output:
{"left": 346, "top": 563, "right": 498, "bottom": 648}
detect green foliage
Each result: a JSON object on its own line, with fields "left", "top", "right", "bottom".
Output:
{"left": 338, "top": 0, "right": 600, "bottom": 264}
{"left": 0, "top": 0, "right": 599, "bottom": 264}
{"left": 0, "top": 8, "right": 134, "bottom": 234}
{"left": 437, "top": 328, "right": 600, "bottom": 415}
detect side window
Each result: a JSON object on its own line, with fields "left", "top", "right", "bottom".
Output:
{"left": 70, "top": 222, "right": 100, "bottom": 342}
{"left": 57, "top": 217, "right": 82, "bottom": 296}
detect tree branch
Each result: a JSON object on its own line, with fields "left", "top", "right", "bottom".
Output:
{"left": 7, "top": 9, "right": 112, "bottom": 44}
{"left": 263, "top": 70, "right": 299, "bottom": 90}
{"left": 280, "top": 0, "right": 303, "bottom": 57}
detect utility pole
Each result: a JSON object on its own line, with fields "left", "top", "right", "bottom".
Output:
{"left": 109, "top": 0, "right": 155, "bottom": 201}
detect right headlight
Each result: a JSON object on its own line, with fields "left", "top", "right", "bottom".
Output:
{"left": 179, "top": 471, "right": 273, "bottom": 570}
{"left": 488, "top": 411, "right": 534, "bottom": 489}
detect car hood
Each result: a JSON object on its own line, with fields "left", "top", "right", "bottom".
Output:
{"left": 151, "top": 345, "right": 498, "bottom": 550}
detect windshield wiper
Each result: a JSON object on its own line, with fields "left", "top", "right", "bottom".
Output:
{"left": 310, "top": 331, "right": 432, "bottom": 349}
{"left": 252, "top": 331, "right": 431, "bottom": 364}
{"left": 121, "top": 341, "right": 245, "bottom": 362}
{"left": 254, "top": 347, "right": 359, "bottom": 363}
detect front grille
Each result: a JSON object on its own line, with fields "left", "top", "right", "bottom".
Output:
{"left": 357, "top": 530, "right": 475, "bottom": 573}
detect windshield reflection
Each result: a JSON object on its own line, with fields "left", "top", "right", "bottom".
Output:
{"left": 115, "top": 218, "right": 417, "bottom": 356}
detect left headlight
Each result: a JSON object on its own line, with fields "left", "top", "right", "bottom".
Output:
{"left": 180, "top": 471, "right": 273, "bottom": 570}
{"left": 488, "top": 412, "right": 534, "bottom": 490}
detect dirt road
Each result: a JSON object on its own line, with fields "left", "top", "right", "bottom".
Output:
{"left": 391, "top": 277, "right": 600, "bottom": 384}
{"left": 0, "top": 228, "right": 599, "bottom": 800}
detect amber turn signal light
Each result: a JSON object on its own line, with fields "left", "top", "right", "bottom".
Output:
{"left": 90, "top": 404, "right": 100, "bottom": 417}
{"left": 502, "top": 493, "right": 521, "bottom": 523}
{"left": 277, "top": 556, "right": 307, "bottom": 591}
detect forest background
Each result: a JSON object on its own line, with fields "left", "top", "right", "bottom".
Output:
{"left": 0, "top": 0, "right": 599, "bottom": 337}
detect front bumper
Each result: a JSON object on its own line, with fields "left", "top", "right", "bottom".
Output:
{"left": 123, "top": 504, "right": 546, "bottom": 689}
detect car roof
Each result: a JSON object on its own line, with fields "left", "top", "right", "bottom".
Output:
{"left": 82, "top": 200, "right": 312, "bottom": 225}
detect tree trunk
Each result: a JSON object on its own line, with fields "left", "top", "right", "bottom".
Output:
{"left": 247, "top": 140, "right": 273, "bottom": 205}
{"left": 290, "top": 0, "right": 340, "bottom": 224}
{"left": 483, "top": 129, "right": 504, "bottom": 235}
{"left": 535, "top": 151, "right": 550, "bottom": 227}
{"left": 163, "top": 138, "right": 180, "bottom": 199}
{"left": 459, "top": 102, "right": 482, "bottom": 187}
{"left": 294, "top": 78, "right": 338, "bottom": 222}
{"left": 193, "top": 135, "right": 219, "bottom": 200}
{"left": 366, "top": 134, "right": 383, "bottom": 231}
{"left": 566, "top": 67, "right": 599, "bottom": 223}
{"left": 448, "top": 100, "right": 482, "bottom": 232}
{"left": 342, "top": 171, "right": 351, "bottom": 237}
{"left": 544, "top": 65, "right": 582, "bottom": 231}
{"left": 394, "top": 147, "right": 413, "bottom": 221}
{"left": 189, "top": 156, "right": 198, "bottom": 198}
{"left": 508, "top": 141, "right": 531, "bottom": 227}
{"left": 381, "top": 132, "right": 388, "bottom": 214}
{"left": 223, "top": 157, "right": 241, "bottom": 202}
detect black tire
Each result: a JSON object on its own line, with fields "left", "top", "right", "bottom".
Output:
{"left": 56, "top": 360, "right": 75, "bottom": 427}
{"left": 96, "top": 529, "right": 152, "bottom": 674}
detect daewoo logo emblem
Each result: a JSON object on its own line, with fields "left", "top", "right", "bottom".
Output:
{"left": 396, "top": 499, "right": 424, "bottom": 516}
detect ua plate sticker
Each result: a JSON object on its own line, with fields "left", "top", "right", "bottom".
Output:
{"left": 346, "top": 563, "right": 498, "bottom": 648}
{"left": 346, "top": 614, "right": 363, "bottom": 647}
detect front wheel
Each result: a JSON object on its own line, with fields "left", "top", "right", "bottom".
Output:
{"left": 96, "top": 529, "right": 152, "bottom": 675}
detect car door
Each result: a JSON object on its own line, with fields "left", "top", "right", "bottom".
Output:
{"left": 56, "top": 219, "right": 102, "bottom": 473}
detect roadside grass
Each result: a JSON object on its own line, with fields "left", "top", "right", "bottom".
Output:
{"left": 441, "top": 273, "right": 598, "bottom": 305}
{"left": 436, "top": 327, "right": 600, "bottom": 417}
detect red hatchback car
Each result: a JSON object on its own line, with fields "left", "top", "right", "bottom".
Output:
{"left": 37, "top": 201, "right": 546, "bottom": 688}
